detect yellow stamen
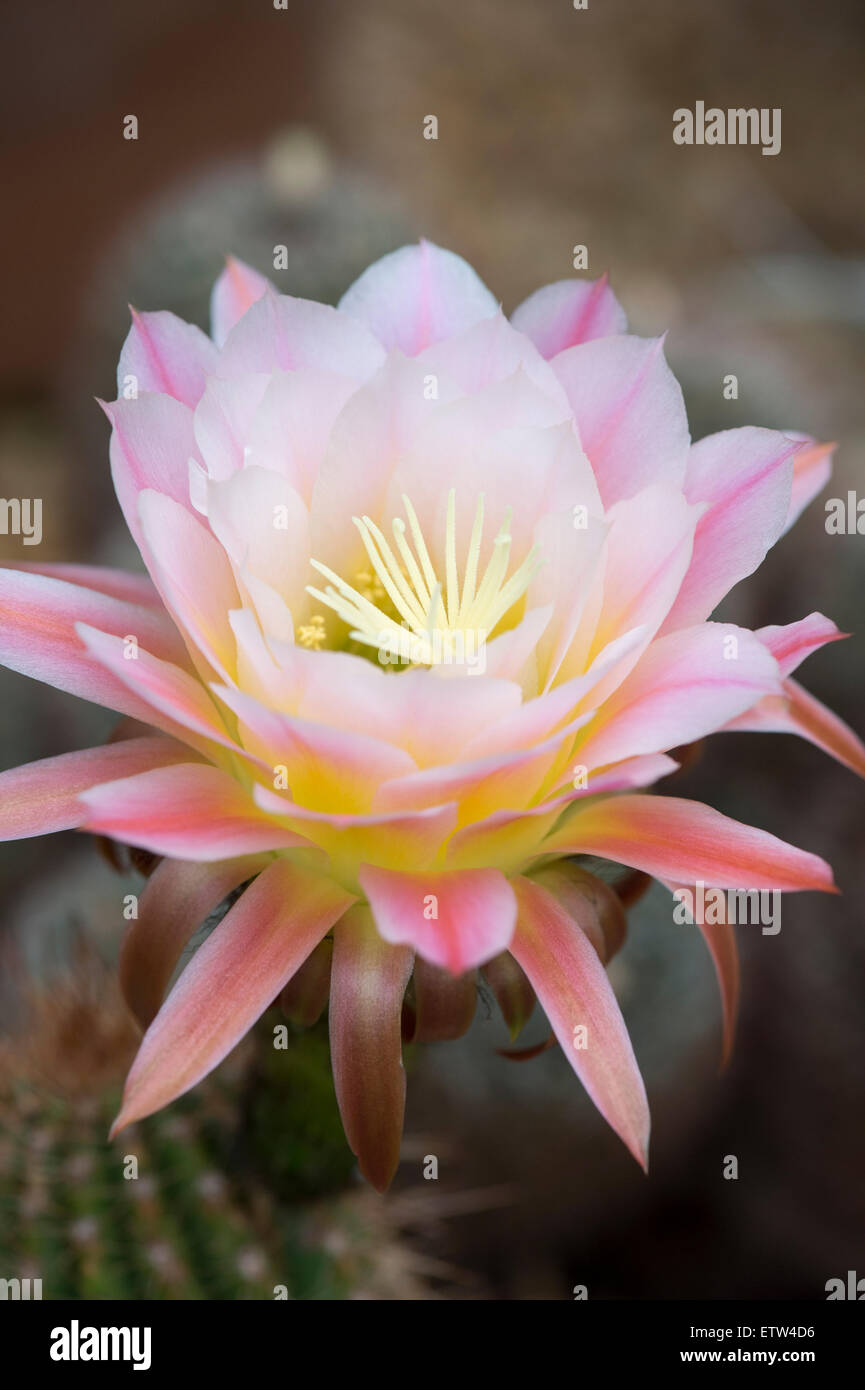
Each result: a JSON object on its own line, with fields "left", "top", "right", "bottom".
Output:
{"left": 307, "top": 490, "right": 542, "bottom": 667}
{"left": 297, "top": 613, "right": 327, "bottom": 650}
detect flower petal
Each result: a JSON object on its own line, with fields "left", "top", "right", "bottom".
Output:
{"left": 0, "top": 737, "right": 192, "bottom": 840}
{"left": 700, "top": 913, "right": 740, "bottom": 1069}
{"left": 510, "top": 876, "right": 650, "bottom": 1168}
{"left": 216, "top": 684, "right": 416, "bottom": 811}
{"left": 566, "top": 485, "right": 700, "bottom": 689}
{"left": 254, "top": 784, "right": 457, "bottom": 874}
{"left": 111, "top": 859, "right": 354, "bottom": 1132}
{"left": 544, "top": 793, "right": 837, "bottom": 892}
{"left": 755, "top": 612, "right": 846, "bottom": 678}
{"left": 445, "top": 794, "right": 574, "bottom": 873}
{"left": 1, "top": 562, "right": 164, "bottom": 608}
{"left": 562, "top": 752, "right": 679, "bottom": 797}
{"left": 204, "top": 466, "right": 310, "bottom": 611}
{"left": 218, "top": 288, "right": 385, "bottom": 379}
{"left": 782, "top": 438, "right": 835, "bottom": 534}
{"left": 529, "top": 860, "right": 627, "bottom": 964}
{"left": 670, "top": 881, "right": 740, "bottom": 1069}
{"left": 511, "top": 274, "right": 627, "bottom": 357}
{"left": 481, "top": 951, "right": 536, "bottom": 1039}
{"left": 575, "top": 623, "right": 780, "bottom": 770}
{"left": 192, "top": 372, "right": 271, "bottom": 480}
{"left": 662, "top": 427, "right": 800, "bottom": 631}
{"left": 552, "top": 335, "right": 690, "bottom": 507}
{"left": 137, "top": 490, "right": 241, "bottom": 682}
{"left": 416, "top": 308, "right": 570, "bottom": 407}
{"left": 242, "top": 367, "right": 358, "bottom": 502}
{"left": 338, "top": 239, "right": 498, "bottom": 354}
{"left": 75, "top": 623, "right": 243, "bottom": 762}
{"left": 308, "top": 353, "right": 457, "bottom": 572}
{"left": 0, "top": 566, "right": 190, "bottom": 723}
{"left": 726, "top": 679, "right": 865, "bottom": 779}
{"left": 405, "top": 958, "right": 477, "bottom": 1041}
{"left": 105, "top": 393, "right": 203, "bottom": 552}
{"left": 117, "top": 309, "right": 217, "bottom": 406}
{"left": 527, "top": 508, "right": 608, "bottom": 690}
{"left": 120, "top": 854, "right": 271, "bottom": 1028}
{"left": 373, "top": 712, "right": 590, "bottom": 818}
{"left": 329, "top": 905, "right": 414, "bottom": 1191}
{"left": 359, "top": 865, "right": 517, "bottom": 974}
{"left": 279, "top": 937, "right": 333, "bottom": 1027}
{"left": 210, "top": 256, "right": 273, "bottom": 348}
{"left": 80, "top": 762, "right": 310, "bottom": 859}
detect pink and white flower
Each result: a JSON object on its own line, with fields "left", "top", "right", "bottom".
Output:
{"left": 1, "top": 242, "right": 861, "bottom": 1189}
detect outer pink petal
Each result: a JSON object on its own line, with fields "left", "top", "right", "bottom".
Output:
{"left": 329, "top": 905, "right": 414, "bottom": 1191}
{"left": 782, "top": 438, "right": 835, "bottom": 534}
{"left": 510, "top": 274, "right": 627, "bottom": 357}
{"left": 137, "top": 491, "right": 241, "bottom": 683}
{"left": 481, "top": 951, "right": 536, "bottom": 1039}
{"left": 725, "top": 679, "right": 865, "bottom": 779}
{"left": 544, "top": 793, "right": 837, "bottom": 892}
{"left": 552, "top": 335, "right": 690, "bottom": 507}
{"left": 407, "top": 958, "right": 478, "bottom": 1041}
{"left": 210, "top": 256, "right": 273, "bottom": 348}
{"left": 105, "top": 393, "right": 203, "bottom": 551}
{"left": 79, "top": 762, "right": 310, "bottom": 859}
{"left": 337, "top": 240, "right": 498, "bottom": 355}
{"left": 659, "top": 876, "right": 740, "bottom": 1067}
{"left": 556, "top": 753, "right": 679, "bottom": 797}
{"left": 575, "top": 623, "right": 780, "bottom": 770}
{"left": 701, "top": 915, "right": 739, "bottom": 1069}
{"left": 359, "top": 865, "right": 517, "bottom": 974}
{"left": 510, "top": 876, "right": 650, "bottom": 1168}
{"left": 117, "top": 309, "right": 217, "bottom": 406}
{"left": 120, "top": 854, "right": 271, "bottom": 1028}
{"left": 279, "top": 938, "right": 333, "bottom": 1027}
{"left": 754, "top": 612, "right": 846, "bottom": 678}
{"left": 0, "top": 562, "right": 163, "bottom": 608}
{"left": 662, "top": 427, "right": 801, "bottom": 631}
{"left": 75, "top": 623, "right": 243, "bottom": 762}
{"left": 110, "top": 859, "right": 354, "bottom": 1133}
{"left": 0, "top": 737, "right": 193, "bottom": 840}
{"left": 565, "top": 485, "right": 700, "bottom": 691}
{"left": 0, "top": 567, "right": 190, "bottom": 723}
{"left": 217, "top": 288, "right": 385, "bottom": 379}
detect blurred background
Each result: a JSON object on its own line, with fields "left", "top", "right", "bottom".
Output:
{"left": 0, "top": 0, "right": 863, "bottom": 1299}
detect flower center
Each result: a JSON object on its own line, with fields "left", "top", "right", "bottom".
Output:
{"left": 305, "top": 490, "right": 541, "bottom": 667}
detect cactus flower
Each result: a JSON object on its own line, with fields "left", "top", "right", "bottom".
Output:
{"left": 1, "top": 242, "right": 862, "bottom": 1189}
